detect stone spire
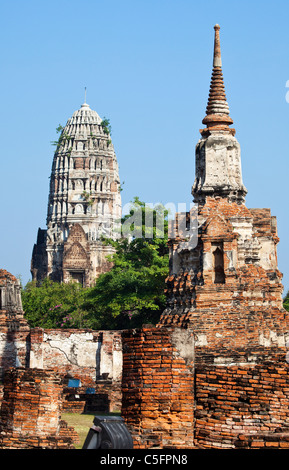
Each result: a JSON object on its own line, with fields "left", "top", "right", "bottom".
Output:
{"left": 192, "top": 24, "right": 247, "bottom": 205}
{"left": 201, "top": 24, "right": 235, "bottom": 137}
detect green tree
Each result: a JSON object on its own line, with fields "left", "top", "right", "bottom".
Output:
{"left": 22, "top": 278, "right": 93, "bottom": 329}
{"left": 284, "top": 291, "right": 289, "bottom": 312}
{"left": 100, "top": 117, "right": 112, "bottom": 135}
{"left": 22, "top": 198, "right": 170, "bottom": 330}
{"left": 84, "top": 198, "right": 169, "bottom": 329}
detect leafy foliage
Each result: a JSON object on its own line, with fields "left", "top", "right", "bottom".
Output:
{"left": 85, "top": 198, "right": 169, "bottom": 328}
{"left": 51, "top": 124, "right": 71, "bottom": 151}
{"left": 283, "top": 291, "right": 289, "bottom": 312}
{"left": 100, "top": 117, "right": 112, "bottom": 135}
{"left": 22, "top": 278, "right": 93, "bottom": 329}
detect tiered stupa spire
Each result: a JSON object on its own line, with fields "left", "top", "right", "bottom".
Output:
{"left": 192, "top": 24, "right": 247, "bottom": 205}
{"left": 201, "top": 24, "right": 235, "bottom": 137}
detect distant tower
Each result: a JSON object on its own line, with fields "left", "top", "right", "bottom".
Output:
{"left": 31, "top": 100, "right": 122, "bottom": 286}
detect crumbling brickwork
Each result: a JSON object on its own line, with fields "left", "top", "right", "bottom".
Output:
{"left": 194, "top": 360, "right": 289, "bottom": 448}
{"left": 121, "top": 327, "right": 195, "bottom": 449}
{"left": 159, "top": 197, "right": 287, "bottom": 349}
{"left": 0, "top": 286, "right": 123, "bottom": 418}
{"left": 0, "top": 368, "right": 76, "bottom": 448}
{"left": 29, "top": 328, "right": 122, "bottom": 384}
{"left": 28, "top": 327, "right": 122, "bottom": 413}
{"left": 121, "top": 330, "right": 289, "bottom": 449}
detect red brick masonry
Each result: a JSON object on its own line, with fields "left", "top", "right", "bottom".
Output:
{"left": 121, "top": 327, "right": 195, "bottom": 449}
{"left": 0, "top": 368, "right": 76, "bottom": 448}
{"left": 121, "top": 327, "right": 289, "bottom": 449}
{"left": 195, "top": 360, "right": 289, "bottom": 448}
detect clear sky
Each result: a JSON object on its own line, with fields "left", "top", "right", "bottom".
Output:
{"left": 1, "top": 0, "right": 289, "bottom": 295}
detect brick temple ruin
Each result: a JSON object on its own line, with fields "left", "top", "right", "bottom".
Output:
{"left": 120, "top": 25, "right": 289, "bottom": 449}
{"left": 1, "top": 24, "right": 289, "bottom": 450}
{"left": 0, "top": 269, "right": 122, "bottom": 448}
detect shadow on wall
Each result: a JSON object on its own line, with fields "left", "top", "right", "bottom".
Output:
{"left": 62, "top": 377, "right": 112, "bottom": 414}
{"left": 0, "top": 332, "right": 29, "bottom": 382}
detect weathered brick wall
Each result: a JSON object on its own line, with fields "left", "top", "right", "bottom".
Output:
{"left": 28, "top": 328, "right": 123, "bottom": 413}
{"left": 0, "top": 320, "right": 123, "bottom": 414}
{"left": 0, "top": 368, "right": 75, "bottom": 448}
{"left": 121, "top": 326, "right": 289, "bottom": 449}
{"left": 195, "top": 361, "right": 289, "bottom": 449}
{"left": 121, "top": 327, "right": 195, "bottom": 449}
{"left": 194, "top": 345, "right": 289, "bottom": 365}
{"left": 29, "top": 328, "right": 122, "bottom": 386}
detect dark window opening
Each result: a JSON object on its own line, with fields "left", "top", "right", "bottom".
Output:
{"left": 213, "top": 247, "right": 225, "bottom": 284}
{"left": 69, "top": 271, "right": 84, "bottom": 286}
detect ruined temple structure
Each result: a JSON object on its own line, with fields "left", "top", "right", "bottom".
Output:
{"left": 0, "top": 270, "right": 30, "bottom": 378}
{"left": 0, "top": 368, "right": 77, "bottom": 449}
{"left": 0, "top": 269, "right": 123, "bottom": 448}
{"left": 121, "top": 25, "right": 289, "bottom": 449}
{"left": 0, "top": 270, "right": 123, "bottom": 411}
{"left": 31, "top": 100, "right": 122, "bottom": 286}
{"left": 158, "top": 24, "right": 286, "bottom": 350}
{"left": 2, "top": 25, "right": 289, "bottom": 451}
{"left": 0, "top": 270, "right": 29, "bottom": 332}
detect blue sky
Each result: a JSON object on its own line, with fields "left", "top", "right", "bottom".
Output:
{"left": 1, "top": 0, "right": 289, "bottom": 295}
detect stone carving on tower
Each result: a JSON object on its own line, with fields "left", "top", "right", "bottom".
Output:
{"left": 158, "top": 25, "right": 289, "bottom": 350}
{"left": 0, "top": 270, "right": 29, "bottom": 332}
{"left": 31, "top": 101, "right": 122, "bottom": 286}
{"left": 0, "top": 269, "right": 30, "bottom": 379}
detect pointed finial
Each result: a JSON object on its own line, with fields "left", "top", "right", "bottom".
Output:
{"left": 200, "top": 24, "right": 235, "bottom": 136}
{"left": 81, "top": 87, "right": 89, "bottom": 108}
{"left": 213, "top": 24, "right": 222, "bottom": 67}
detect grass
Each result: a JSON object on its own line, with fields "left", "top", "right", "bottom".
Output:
{"left": 62, "top": 411, "right": 120, "bottom": 449}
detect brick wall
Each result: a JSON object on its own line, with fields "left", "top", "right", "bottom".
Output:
{"left": 0, "top": 325, "right": 123, "bottom": 415}
{"left": 195, "top": 361, "right": 289, "bottom": 448}
{"left": 29, "top": 328, "right": 122, "bottom": 386}
{"left": 121, "top": 327, "right": 289, "bottom": 449}
{"left": 121, "top": 327, "right": 195, "bottom": 449}
{"left": 28, "top": 328, "right": 122, "bottom": 413}
{"left": 0, "top": 368, "right": 76, "bottom": 448}
{"left": 159, "top": 197, "right": 287, "bottom": 352}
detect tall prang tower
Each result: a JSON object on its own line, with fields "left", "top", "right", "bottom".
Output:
{"left": 31, "top": 100, "right": 122, "bottom": 287}
{"left": 158, "top": 25, "right": 288, "bottom": 350}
